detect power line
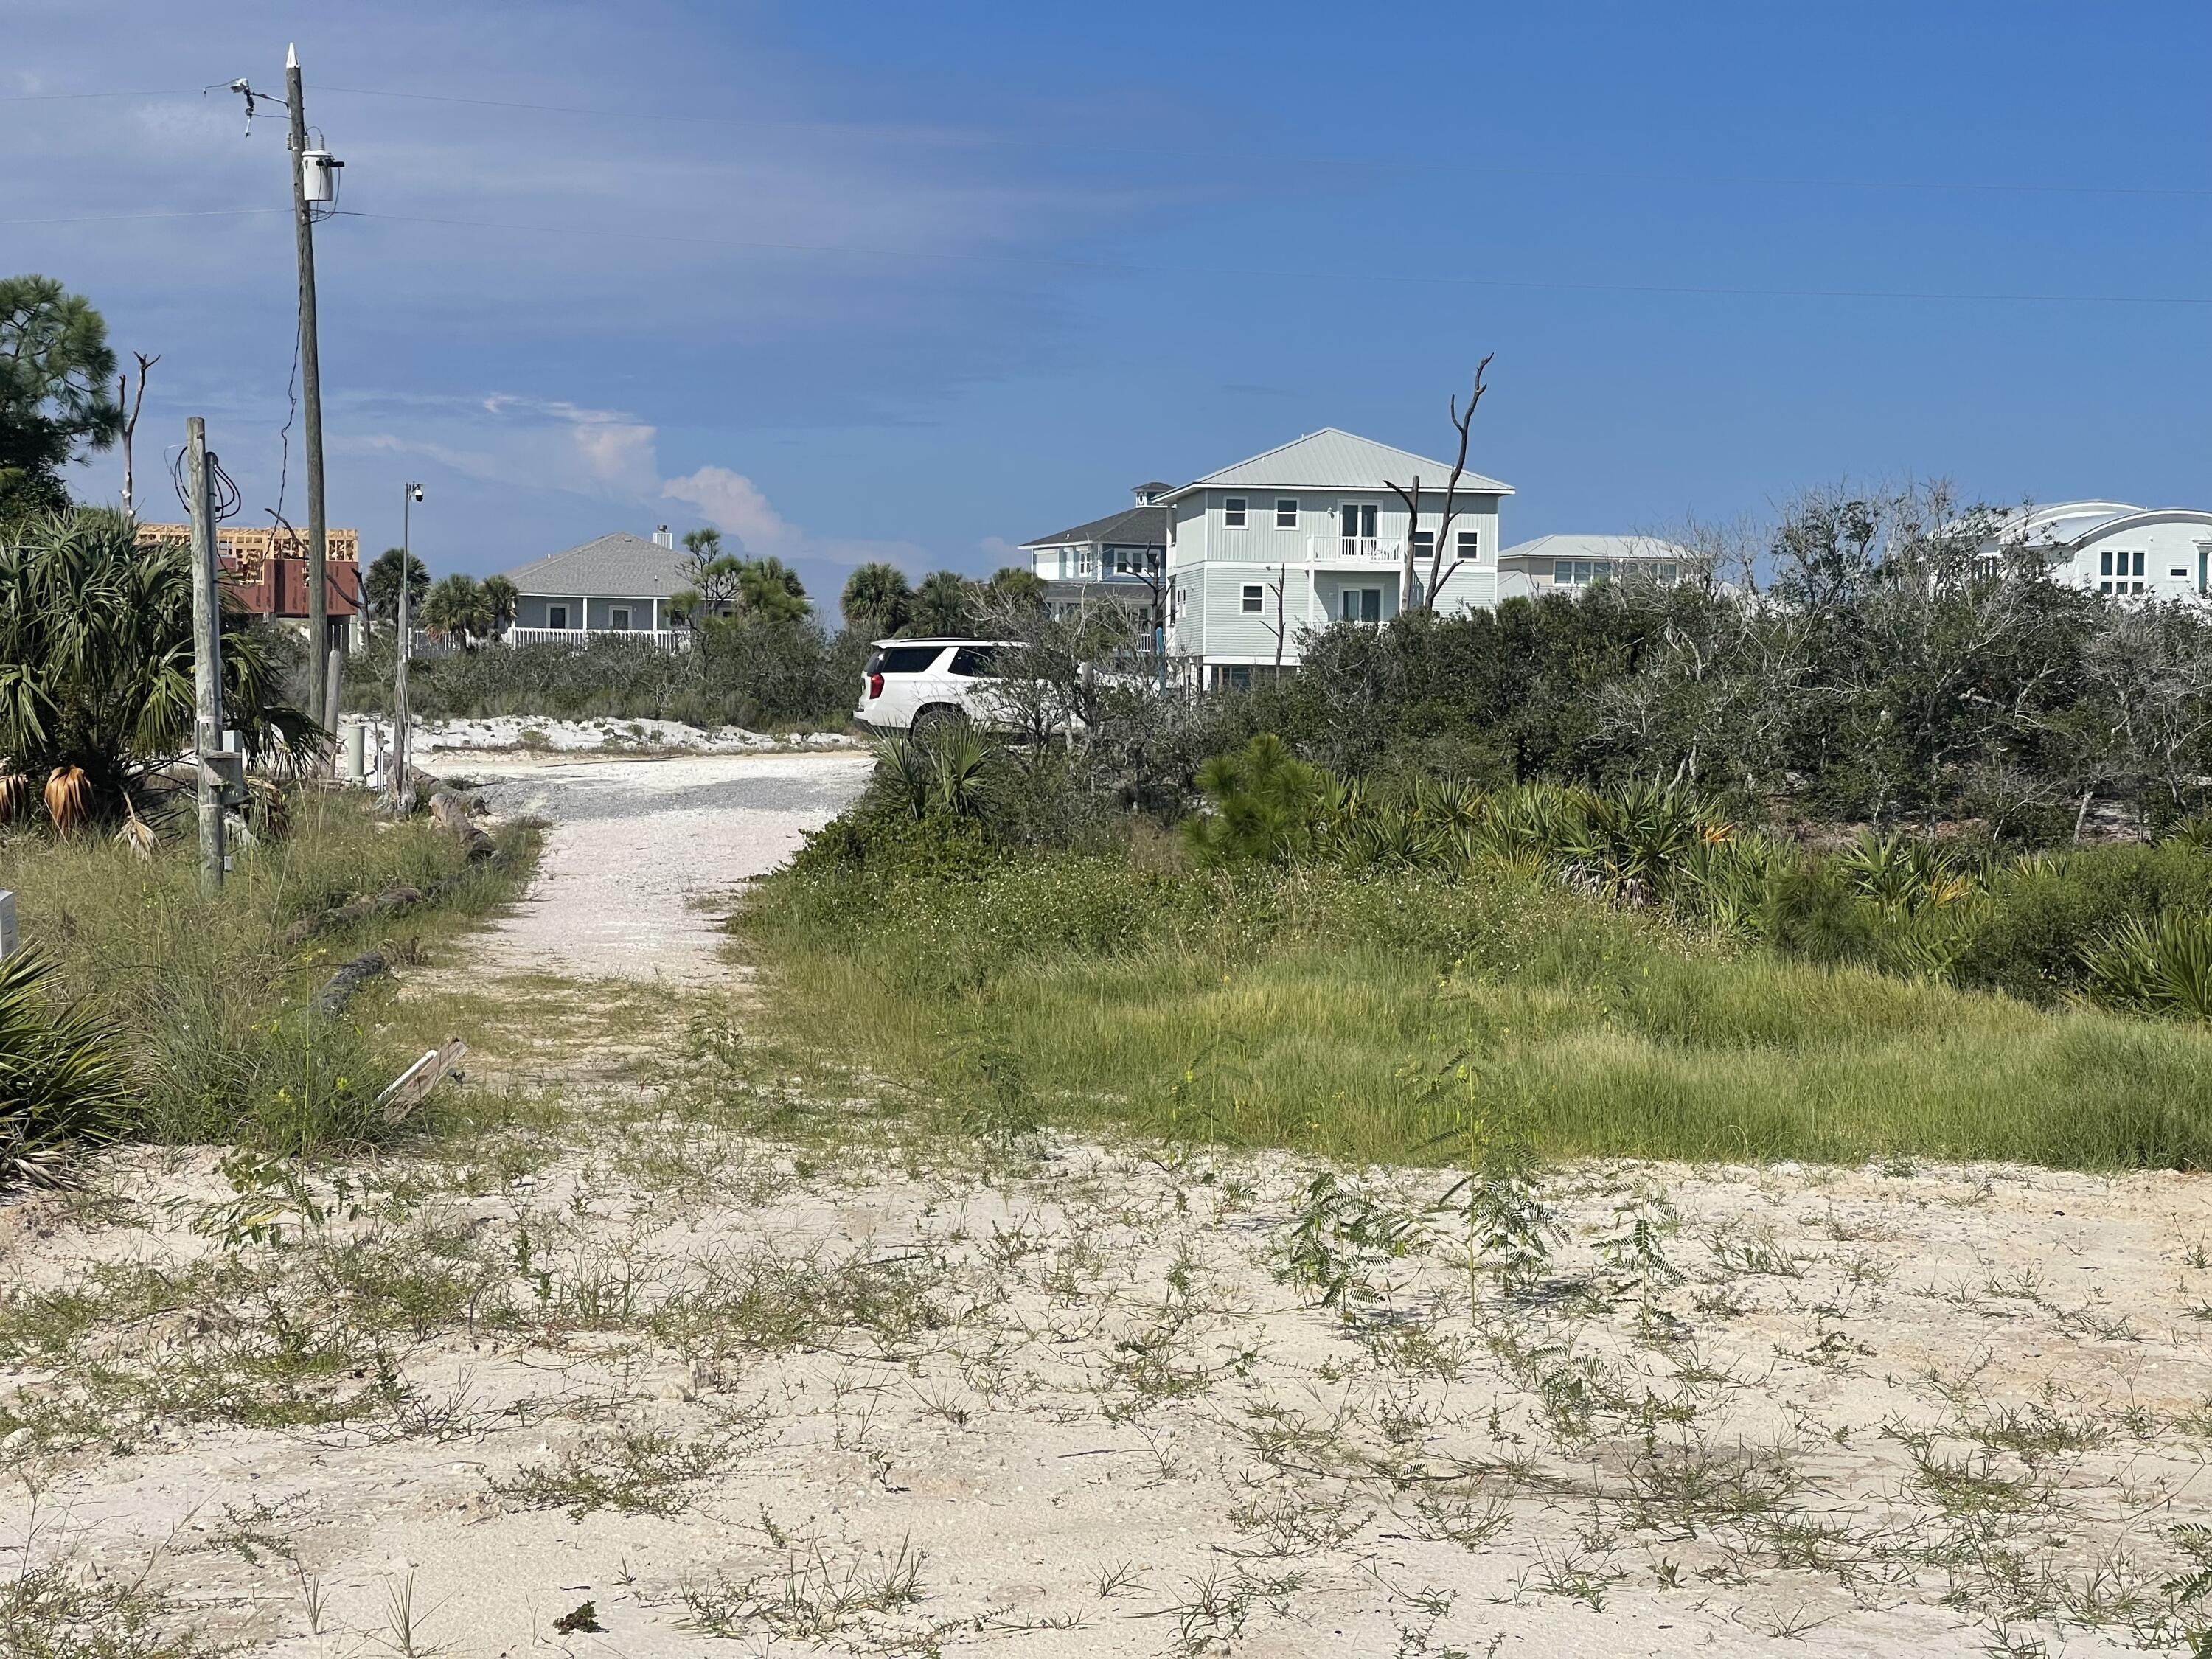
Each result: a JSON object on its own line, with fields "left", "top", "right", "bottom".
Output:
{"left": 0, "top": 207, "right": 287, "bottom": 226}
{"left": 7, "top": 197, "right": 2202, "bottom": 306}
{"left": 335, "top": 208, "right": 2212, "bottom": 307}
{"left": 5, "top": 82, "right": 2208, "bottom": 201}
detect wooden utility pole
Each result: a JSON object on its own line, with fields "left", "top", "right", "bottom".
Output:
{"left": 394, "top": 483, "right": 421, "bottom": 816}
{"left": 186, "top": 417, "right": 226, "bottom": 893}
{"left": 285, "top": 43, "right": 330, "bottom": 731}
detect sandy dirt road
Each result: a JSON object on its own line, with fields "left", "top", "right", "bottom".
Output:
{"left": 458, "top": 750, "right": 873, "bottom": 981}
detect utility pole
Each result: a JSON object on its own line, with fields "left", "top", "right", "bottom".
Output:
{"left": 286, "top": 43, "right": 331, "bottom": 735}
{"left": 187, "top": 418, "right": 226, "bottom": 893}
{"left": 394, "top": 482, "right": 422, "bottom": 816}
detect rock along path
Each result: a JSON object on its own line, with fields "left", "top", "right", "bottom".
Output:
{"left": 456, "top": 749, "right": 874, "bottom": 982}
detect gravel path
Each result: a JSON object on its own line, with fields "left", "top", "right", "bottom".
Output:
{"left": 456, "top": 750, "right": 873, "bottom": 981}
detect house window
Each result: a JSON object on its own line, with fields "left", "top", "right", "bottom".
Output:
{"left": 548, "top": 604, "right": 569, "bottom": 630}
{"left": 2134, "top": 551, "right": 2147, "bottom": 577}
{"left": 1553, "top": 560, "right": 1616, "bottom": 591}
{"left": 611, "top": 606, "right": 631, "bottom": 631}
{"left": 1457, "top": 529, "right": 1479, "bottom": 561}
{"left": 1340, "top": 587, "right": 1383, "bottom": 624}
{"left": 1656, "top": 563, "right": 1678, "bottom": 585}
{"left": 2100, "top": 550, "right": 2113, "bottom": 577}
{"left": 2099, "top": 581, "right": 2112, "bottom": 594}
{"left": 1241, "top": 584, "right": 1264, "bottom": 613}
{"left": 1225, "top": 497, "right": 1248, "bottom": 528}
{"left": 1411, "top": 529, "right": 1435, "bottom": 561}
{"left": 1275, "top": 498, "right": 1298, "bottom": 529}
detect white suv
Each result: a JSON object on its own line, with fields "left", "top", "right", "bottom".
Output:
{"left": 855, "top": 639, "right": 1018, "bottom": 737}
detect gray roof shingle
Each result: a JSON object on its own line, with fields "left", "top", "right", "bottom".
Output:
{"left": 1019, "top": 503, "right": 1169, "bottom": 551}
{"left": 501, "top": 532, "right": 693, "bottom": 599}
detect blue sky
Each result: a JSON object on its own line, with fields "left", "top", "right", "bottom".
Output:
{"left": 8, "top": 1, "right": 2208, "bottom": 607}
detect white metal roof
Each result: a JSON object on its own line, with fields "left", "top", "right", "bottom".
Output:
{"left": 1500, "top": 533, "right": 1692, "bottom": 563}
{"left": 1164, "top": 428, "right": 1512, "bottom": 499}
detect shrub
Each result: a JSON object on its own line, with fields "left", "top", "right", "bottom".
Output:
{"left": 0, "top": 945, "right": 132, "bottom": 1183}
{"left": 2087, "top": 914, "right": 2212, "bottom": 1021}
{"left": 0, "top": 507, "right": 313, "bottom": 816}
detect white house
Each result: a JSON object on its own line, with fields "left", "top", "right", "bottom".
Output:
{"left": 1495, "top": 534, "right": 1692, "bottom": 600}
{"left": 1158, "top": 428, "right": 1512, "bottom": 688}
{"left": 501, "top": 526, "right": 695, "bottom": 648}
{"left": 1985, "top": 501, "right": 2212, "bottom": 600}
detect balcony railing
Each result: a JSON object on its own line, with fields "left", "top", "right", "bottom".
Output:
{"left": 1308, "top": 536, "right": 1407, "bottom": 562}
{"left": 507, "top": 626, "right": 692, "bottom": 653}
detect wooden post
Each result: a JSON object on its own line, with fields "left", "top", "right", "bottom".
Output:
{"left": 187, "top": 417, "right": 226, "bottom": 892}
{"left": 323, "top": 644, "right": 344, "bottom": 737}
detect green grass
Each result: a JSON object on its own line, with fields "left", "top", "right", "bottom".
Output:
{"left": 0, "top": 790, "right": 535, "bottom": 1155}
{"left": 739, "top": 849, "right": 2212, "bottom": 1169}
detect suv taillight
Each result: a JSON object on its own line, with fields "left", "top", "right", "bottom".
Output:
{"left": 867, "top": 672, "right": 884, "bottom": 699}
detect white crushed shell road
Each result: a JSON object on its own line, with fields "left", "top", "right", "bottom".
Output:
{"left": 456, "top": 750, "right": 874, "bottom": 981}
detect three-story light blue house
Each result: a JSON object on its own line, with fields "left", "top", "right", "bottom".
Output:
{"left": 1155, "top": 429, "right": 1512, "bottom": 689}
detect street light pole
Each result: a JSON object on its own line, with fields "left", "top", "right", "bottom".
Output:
{"left": 394, "top": 482, "right": 422, "bottom": 816}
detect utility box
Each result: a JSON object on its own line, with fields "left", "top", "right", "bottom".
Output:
{"left": 0, "top": 891, "right": 15, "bottom": 962}
{"left": 204, "top": 749, "right": 248, "bottom": 807}
{"left": 343, "top": 720, "right": 367, "bottom": 782}
{"left": 301, "top": 149, "right": 342, "bottom": 203}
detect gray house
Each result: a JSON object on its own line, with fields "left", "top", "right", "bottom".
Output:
{"left": 501, "top": 526, "right": 694, "bottom": 647}
{"left": 1021, "top": 482, "right": 1172, "bottom": 625}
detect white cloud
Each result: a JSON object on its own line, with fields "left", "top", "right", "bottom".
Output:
{"left": 661, "top": 465, "right": 799, "bottom": 557}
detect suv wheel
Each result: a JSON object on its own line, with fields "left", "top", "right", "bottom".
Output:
{"left": 910, "top": 703, "right": 970, "bottom": 741}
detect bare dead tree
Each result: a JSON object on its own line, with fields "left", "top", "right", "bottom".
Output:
{"left": 1383, "top": 354, "right": 1493, "bottom": 613}
{"left": 1270, "top": 563, "right": 1290, "bottom": 673}
{"left": 117, "top": 351, "right": 158, "bottom": 513}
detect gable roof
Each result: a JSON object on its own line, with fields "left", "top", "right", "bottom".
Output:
{"left": 1019, "top": 503, "right": 1169, "bottom": 552}
{"left": 1164, "top": 428, "right": 1512, "bottom": 499}
{"left": 501, "top": 532, "right": 692, "bottom": 598}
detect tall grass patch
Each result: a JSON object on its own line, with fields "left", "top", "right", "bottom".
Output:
{"left": 0, "top": 793, "right": 532, "bottom": 1154}
{"left": 741, "top": 849, "right": 2212, "bottom": 1169}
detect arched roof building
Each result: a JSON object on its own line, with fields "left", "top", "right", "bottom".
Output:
{"left": 1988, "top": 501, "right": 2212, "bottom": 599}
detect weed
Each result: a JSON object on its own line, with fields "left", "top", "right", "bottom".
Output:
{"left": 494, "top": 1418, "right": 762, "bottom": 1519}
{"left": 679, "top": 1535, "right": 933, "bottom": 1644}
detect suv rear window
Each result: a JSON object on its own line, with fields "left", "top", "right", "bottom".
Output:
{"left": 948, "top": 646, "right": 1001, "bottom": 678}
{"left": 867, "top": 645, "right": 947, "bottom": 675}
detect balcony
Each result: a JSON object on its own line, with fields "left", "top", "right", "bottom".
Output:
{"left": 1308, "top": 535, "right": 1407, "bottom": 563}
{"left": 507, "top": 626, "right": 692, "bottom": 653}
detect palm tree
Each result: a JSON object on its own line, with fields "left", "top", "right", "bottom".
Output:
{"left": 480, "top": 574, "right": 518, "bottom": 639}
{"left": 0, "top": 507, "right": 313, "bottom": 818}
{"left": 841, "top": 561, "right": 914, "bottom": 636}
{"left": 421, "top": 573, "right": 492, "bottom": 647}
{"left": 363, "top": 546, "right": 428, "bottom": 640}
{"left": 738, "top": 557, "right": 810, "bottom": 624}
{"left": 910, "top": 570, "right": 976, "bottom": 636}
